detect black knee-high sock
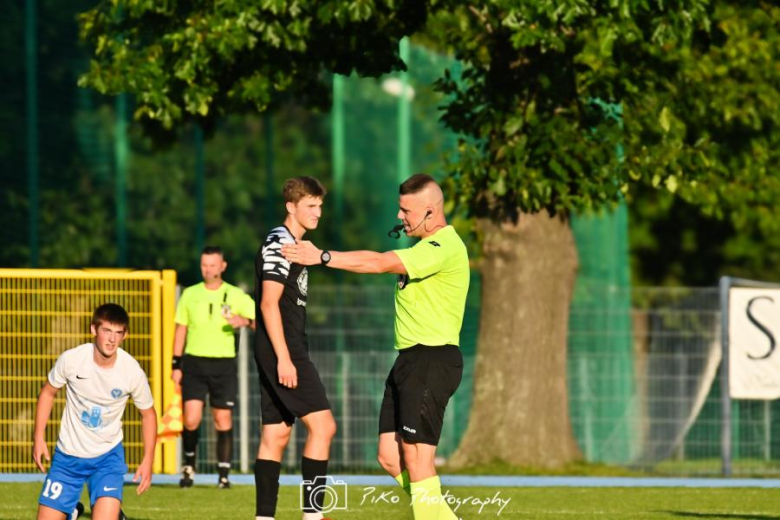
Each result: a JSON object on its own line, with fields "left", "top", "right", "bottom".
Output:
{"left": 182, "top": 428, "right": 199, "bottom": 468}
{"left": 216, "top": 429, "right": 233, "bottom": 479}
{"left": 255, "top": 459, "right": 281, "bottom": 517}
{"left": 301, "top": 456, "right": 329, "bottom": 513}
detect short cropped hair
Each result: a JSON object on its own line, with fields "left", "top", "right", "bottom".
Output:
{"left": 92, "top": 303, "right": 129, "bottom": 329}
{"left": 399, "top": 173, "right": 437, "bottom": 195}
{"left": 201, "top": 245, "right": 224, "bottom": 257}
{"left": 283, "top": 176, "right": 327, "bottom": 204}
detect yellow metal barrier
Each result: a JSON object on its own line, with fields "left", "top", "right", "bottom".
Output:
{"left": 160, "top": 270, "right": 178, "bottom": 474}
{"left": 0, "top": 268, "right": 176, "bottom": 473}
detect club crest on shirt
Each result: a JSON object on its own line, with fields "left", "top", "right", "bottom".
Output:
{"left": 297, "top": 268, "right": 308, "bottom": 297}
{"left": 111, "top": 388, "right": 122, "bottom": 399}
{"left": 81, "top": 406, "right": 105, "bottom": 430}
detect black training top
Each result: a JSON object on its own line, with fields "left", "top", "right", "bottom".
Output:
{"left": 254, "top": 225, "right": 309, "bottom": 357}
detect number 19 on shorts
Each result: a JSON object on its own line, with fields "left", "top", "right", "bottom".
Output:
{"left": 42, "top": 479, "right": 63, "bottom": 500}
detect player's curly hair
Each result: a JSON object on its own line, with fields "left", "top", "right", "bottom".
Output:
{"left": 283, "top": 176, "right": 327, "bottom": 203}
{"left": 92, "top": 303, "right": 129, "bottom": 329}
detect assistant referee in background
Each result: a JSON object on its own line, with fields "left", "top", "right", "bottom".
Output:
{"left": 171, "top": 246, "right": 256, "bottom": 489}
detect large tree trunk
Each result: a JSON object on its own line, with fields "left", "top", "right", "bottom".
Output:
{"left": 449, "top": 210, "right": 582, "bottom": 469}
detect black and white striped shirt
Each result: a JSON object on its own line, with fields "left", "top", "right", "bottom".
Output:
{"left": 254, "top": 226, "right": 310, "bottom": 356}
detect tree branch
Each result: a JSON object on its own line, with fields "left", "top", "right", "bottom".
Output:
{"left": 468, "top": 5, "right": 493, "bottom": 34}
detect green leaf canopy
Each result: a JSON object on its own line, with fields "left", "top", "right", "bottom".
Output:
{"left": 79, "top": 0, "right": 434, "bottom": 139}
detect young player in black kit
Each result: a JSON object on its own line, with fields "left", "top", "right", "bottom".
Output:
{"left": 253, "top": 177, "right": 336, "bottom": 520}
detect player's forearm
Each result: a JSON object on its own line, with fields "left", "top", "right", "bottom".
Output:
{"left": 139, "top": 407, "right": 157, "bottom": 462}
{"left": 260, "top": 302, "right": 292, "bottom": 361}
{"left": 33, "top": 385, "right": 56, "bottom": 441}
{"left": 173, "top": 325, "right": 187, "bottom": 357}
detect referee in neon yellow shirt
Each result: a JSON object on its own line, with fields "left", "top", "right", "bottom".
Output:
{"left": 171, "top": 246, "right": 256, "bottom": 489}
{"left": 282, "top": 174, "right": 468, "bottom": 520}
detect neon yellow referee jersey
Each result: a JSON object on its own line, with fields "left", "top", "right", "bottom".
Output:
{"left": 393, "top": 225, "right": 469, "bottom": 350}
{"left": 175, "top": 282, "right": 255, "bottom": 358}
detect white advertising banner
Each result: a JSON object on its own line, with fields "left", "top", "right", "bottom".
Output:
{"left": 728, "top": 288, "right": 780, "bottom": 399}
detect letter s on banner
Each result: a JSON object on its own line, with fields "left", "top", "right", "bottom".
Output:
{"left": 729, "top": 288, "right": 780, "bottom": 399}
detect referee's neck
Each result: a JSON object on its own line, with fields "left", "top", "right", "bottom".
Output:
{"left": 204, "top": 280, "right": 224, "bottom": 291}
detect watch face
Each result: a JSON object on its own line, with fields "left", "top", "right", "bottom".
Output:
{"left": 322, "top": 251, "right": 331, "bottom": 263}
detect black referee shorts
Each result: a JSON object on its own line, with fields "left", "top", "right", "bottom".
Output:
{"left": 181, "top": 355, "right": 237, "bottom": 409}
{"left": 378, "top": 344, "right": 463, "bottom": 446}
{"left": 254, "top": 343, "right": 331, "bottom": 426}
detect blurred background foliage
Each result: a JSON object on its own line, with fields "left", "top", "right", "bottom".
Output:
{"left": 2, "top": 0, "right": 779, "bottom": 288}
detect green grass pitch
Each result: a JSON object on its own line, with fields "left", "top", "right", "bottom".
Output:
{"left": 2, "top": 482, "right": 778, "bottom": 519}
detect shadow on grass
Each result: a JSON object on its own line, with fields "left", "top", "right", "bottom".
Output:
{"left": 440, "top": 459, "right": 643, "bottom": 477}
{"left": 440, "top": 458, "right": 780, "bottom": 478}
{"left": 79, "top": 515, "right": 154, "bottom": 520}
{"left": 660, "top": 511, "right": 780, "bottom": 519}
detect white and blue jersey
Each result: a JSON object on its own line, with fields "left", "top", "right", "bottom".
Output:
{"left": 48, "top": 343, "right": 153, "bottom": 458}
{"left": 39, "top": 343, "right": 153, "bottom": 514}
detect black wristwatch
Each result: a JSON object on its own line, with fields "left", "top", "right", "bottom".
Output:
{"left": 320, "top": 250, "right": 332, "bottom": 265}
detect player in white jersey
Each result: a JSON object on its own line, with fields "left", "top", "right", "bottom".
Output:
{"left": 33, "top": 303, "right": 157, "bottom": 520}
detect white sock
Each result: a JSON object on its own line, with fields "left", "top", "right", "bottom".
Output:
{"left": 256, "top": 516, "right": 274, "bottom": 520}
{"left": 302, "top": 513, "right": 323, "bottom": 520}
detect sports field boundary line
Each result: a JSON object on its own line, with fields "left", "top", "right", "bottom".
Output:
{"left": 3, "top": 474, "right": 780, "bottom": 488}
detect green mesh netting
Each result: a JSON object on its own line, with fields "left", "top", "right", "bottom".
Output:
{"left": 569, "top": 204, "right": 636, "bottom": 464}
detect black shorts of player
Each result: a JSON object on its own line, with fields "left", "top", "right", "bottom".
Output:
{"left": 254, "top": 344, "right": 331, "bottom": 426}
{"left": 379, "top": 344, "right": 463, "bottom": 446}
{"left": 181, "top": 355, "right": 237, "bottom": 409}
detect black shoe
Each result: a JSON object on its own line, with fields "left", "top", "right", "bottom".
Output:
{"left": 179, "top": 465, "right": 195, "bottom": 488}
{"left": 217, "top": 476, "right": 230, "bottom": 489}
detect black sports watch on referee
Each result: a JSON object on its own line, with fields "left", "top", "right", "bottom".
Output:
{"left": 320, "top": 250, "right": 332, "bottom": 265}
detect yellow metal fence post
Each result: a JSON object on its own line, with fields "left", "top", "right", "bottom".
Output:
{"left": 161, "top": 270, "right": 177, "bottom": 474}
{"left": 151, "top": 273, "right": 162, "bottom": 474}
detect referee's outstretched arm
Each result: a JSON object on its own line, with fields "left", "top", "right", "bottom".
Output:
{"left": 282, "top": 243, "right": 406, "bottom": 275}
